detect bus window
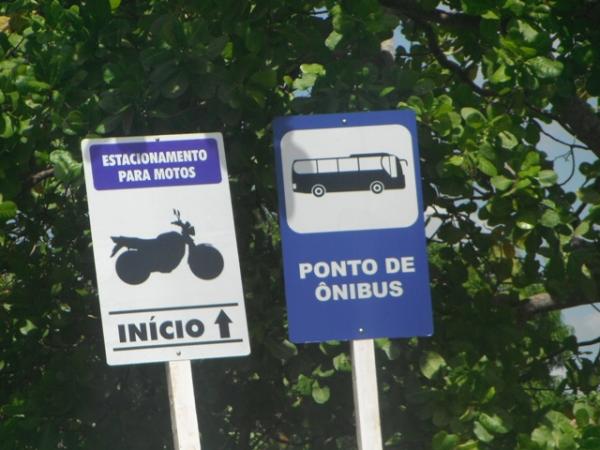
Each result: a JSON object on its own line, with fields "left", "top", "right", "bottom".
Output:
{"left": 293, "top": 160, "right": 317, "bottom": 174}
{"left": 390, "top": 156, "right": 398, "bottom": 178}
{"left": 358, "top": 156, "right": 381, "bottom": 171}
{"left": 317, "top": 159, "right": 338, "bottom": 173}
{"left": 381, "top": 155, "right": 398, "bottom": 178}
{"left": 381, "top": 156, "right": 391, "bottom": 175}
{"left": 338, "top": 158, "right": 359, "bottom": 172}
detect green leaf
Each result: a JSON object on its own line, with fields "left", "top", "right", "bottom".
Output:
{"left": 325, "top": 31, "right": 343, "bottom": 50}
{"left": 538, "top": 169, "right": 558, "bottom": 186}
{"left": 478, "top": 157, "right": 498, "bottom": 176}
{"left": 300, "top": 63, "right": 326, "bottom": 76}
{"left": 490, "top": 64, "right": 511, "bottom": 84}
{"left": 15, "top": 76, "right": 51, "bottom": 91}
{"left": 0, "top": 114, "right": 14, "bottom": 138}
{"left": 311, "top": 383, "right": 330, "bottom": 404}
{"left": 102, "top": 65, "right": 117, "bottom": 84}
{"left": 531, "top": 425, "right": 553, "bottom": 447}
{"left": 498, "top": 131, "right": 518, "bottom": 149}
{"left": 523, "top": 151, "right": 540, "bottom": 168}
{"left": 579, "top": 187, "right": 600, "bottom": 204}
{"left": 516, "top": 210, "right": 537, "bottom": 230}
{"left": 526, "top": 56, "right": 564, "bottom": 79}
{"left": 294, "top": 374, "right": 313, "bottom": 395}
{"left": 574, "top": 221, "right": 590, "bottom": 237}
{"left": 489, "top": 114, "right": 512, "bottom": 132}
{"left": 545, "top": 410, "right": 573, "bottom": 429}
{"left": 293, "top": 73, "right": 317, "bottom": 91}
{"left": 449, "top": 155, "right": 464, "bottom": 166}
{"left": 457, "top": 440, "right": 479, "bottom": 450}
{"left": 161, "top": 72, "right": 189, "bottom": 99}
{"left": 249, "top": 69, "right": 278, "bottom": 89}
{"left": 540, "top": 209, "right": 561, "bottom": 228}
{"left": 461, "top": 107, "right": 486, "bottom": 129}
{"left": 479, "top": 413, "right": 510, "bottom": 434}
{"left": 266, "top": 339, "right": 298, "bottom": 360}
{"left": 206, "top": 35, "right": 229, "bottom": 59}
{"left": 473, "top": 421, "right": 494, "bottom": 443}
{"left": 222, "top": 41, "right": 233, "bottom": 60}
{"left": 460, "top": 0, "right": 495, "bottom": 15}
{"left": 109, "top": 0, "right": 121, "bottom": 10}
{"left": 379, "top": 86, "right": 395, "bottom": 97}
{"left": 420, "top": 351, "right": 446, "bottom": 379}
{"left": 432, "top": 431, "right": 460, "bottom": 450}
{"left": 574, "top": 402, "right": 592, "bottom": 427}
{"left": 0, "top": 201, "right": 17, "bottom": 220}
{"left": 85, "top": 0, "right": 111, "bottom": 21}
{"left": 95, "top": 114, "right": 122, "bottom": 134}
{"left": 332, "top": 353, "right": 352, "bottom": 372}
{"left": 414, "top": 78, "right": 436, "bottom": 94}
{"left": 514, "top": 19, "right": 540, "bottom": 45}
{"left": 63, "top": 111, "right": 86, "bottom": 135}
{"left": 49, "top": 150, "right": 82, "bottom": 184}
{"left": 19, "top": 319, "right": 37, "bottom": 336}
{"left": 376, "top": 338, "right": 401, "bottom": 360}
{"left": 491, "top": 175, "right": 513, "bottom": 191}
{"left": 98, "top": 90, "right": 126, "bottom": 113}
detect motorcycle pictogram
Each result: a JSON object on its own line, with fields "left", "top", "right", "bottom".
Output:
{"left": 110, "top": 210, "right": 224, "bottom": 285}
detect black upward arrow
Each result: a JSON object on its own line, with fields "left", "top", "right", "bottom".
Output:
{"left": 215, "top": 310, "right": 233, "bottom": 339}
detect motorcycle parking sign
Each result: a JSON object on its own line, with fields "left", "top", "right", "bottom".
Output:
{"left": 81, "top": 133, "right": 250, "bottom": 365}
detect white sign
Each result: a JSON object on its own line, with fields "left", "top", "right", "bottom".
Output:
{"left": 81, "top": 133, "right": 250, "bottom": 365}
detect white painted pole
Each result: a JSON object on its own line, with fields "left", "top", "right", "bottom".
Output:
{"left": 166, "top": 360, "right": 202, "bottom": 450}
{"left": 351, "top": 339, "right": 383, "bottom": 450}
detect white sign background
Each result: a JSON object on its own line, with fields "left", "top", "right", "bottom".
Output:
{"left": 281, "top": 124, "right": 418, "bottom": 234}
{"left": 81, "top": 133, "right": 250, "bottom": 365}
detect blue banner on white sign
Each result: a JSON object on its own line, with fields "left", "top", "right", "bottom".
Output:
{"left": 90, "top": 138, "right": 221, "bottom": 190}
{"left": 273, "top": 110, "right": 433, "bottom": 343}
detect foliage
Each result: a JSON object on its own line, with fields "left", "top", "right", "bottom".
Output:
{"left": 1, "top": 0, "right": 600, "bottom": 449}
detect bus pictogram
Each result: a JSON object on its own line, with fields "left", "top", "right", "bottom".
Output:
{"left": 291, "top": 153, "right": 408, "bottom": 197}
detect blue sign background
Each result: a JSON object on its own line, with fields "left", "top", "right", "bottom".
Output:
{"left": 273, "top": 110, "right": 433, "bottom": 343}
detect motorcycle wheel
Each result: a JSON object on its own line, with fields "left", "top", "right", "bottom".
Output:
{"left": 115, "top": 250, "right": 151, "bottom": 285}
{"left": 187, "top": 244, "right": 224, "bottom": 280}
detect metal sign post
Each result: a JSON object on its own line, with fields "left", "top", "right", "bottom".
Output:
{"left": 351, "top": 339, "right": 383, "bottom": 450}
{"left": 166, "top": 360, "right": 201, "bottom": 450}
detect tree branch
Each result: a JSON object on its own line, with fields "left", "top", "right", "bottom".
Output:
{"left": 517, "top": 292, "right": 598, "bottom": 319}
{"left": 381, "top": 1, "right": 600, "bottom": 161}
{"left": 420, "top": 24, "right": 494, "bottom": 97}
{"left": 536, "top": 121, "right": 590, "bottom": 151}
{"left": 28, "top": 167, "right": 54, "bottom": 186}
{"left": 553, "top": 96, "right": 600, "bottom": 160}
{"left": 381, "top": 1, "right": 494, "bottom": 97}
{"left": 380, "top": 0, "right": 480, "bottom": 29}
{"left": 578, "top": 335, "right": 600, "bottom": 347}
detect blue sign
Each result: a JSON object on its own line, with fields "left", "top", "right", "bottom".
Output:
{"left": 273, "top": 110, "right": 433, "bottom": 343}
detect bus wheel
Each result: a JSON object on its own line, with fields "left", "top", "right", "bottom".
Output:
{"left": 370, "top": 181, "right": 384, "bottom": 194}
{"left": 311, "top": 184, "right": 326, "bottom": 197}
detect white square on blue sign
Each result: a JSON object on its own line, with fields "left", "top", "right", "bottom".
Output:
{"left": 273, "top": 110, "right": 433, "bottom": 343}
{"left": 281, "top": 124, "right": 418, "bottom": 233}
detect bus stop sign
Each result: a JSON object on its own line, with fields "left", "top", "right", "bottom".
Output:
{"left": 273, "top": 110, "right": 433, "bottom": 343}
